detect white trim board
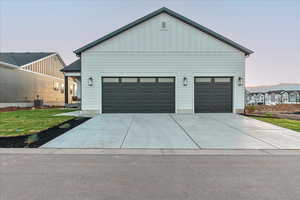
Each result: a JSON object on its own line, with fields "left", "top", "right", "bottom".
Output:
{"left": 19, "top": 68, "right": 64, "bottom": 81}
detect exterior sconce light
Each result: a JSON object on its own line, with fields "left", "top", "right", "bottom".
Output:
{"left": 183, "top": 77, "right": 188, "bottom": 86}
{"left": 238, "top": 77, "right": 243, "bottom": 86}
{"left": 88, "top": 77, "right": 93, "bottom": 86}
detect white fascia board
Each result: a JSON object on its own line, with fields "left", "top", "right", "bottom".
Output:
{"left": 64, "top": 72, "right": 81, "bottom": 77}
{"left": 0, "top": 61, "right": 19, "bottom": 69}
{"left": 20, "top": 68, "right": 64, "bottom": 81}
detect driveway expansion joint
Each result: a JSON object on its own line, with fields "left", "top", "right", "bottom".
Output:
{"left": 169, "top": 114, "right": 202, "bottom": 149}
{"left": 120, "top": 115, "right": 135, "bottom": 148}
{"left": 212, "top": 116, "right": 280, "bottom": 149}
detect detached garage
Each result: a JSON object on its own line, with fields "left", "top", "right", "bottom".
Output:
{"left": 62, "top": 7, "right": 253, "bottom": 114}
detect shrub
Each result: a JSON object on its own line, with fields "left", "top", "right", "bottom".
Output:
{"left": 245, "top": 105, "right": 257, "bottom": 114}
{"left": 59, "top": 123, "right": 71, "bottom": 129}
{"left": 24, "top": 134, "right": 39, "bottom": 146}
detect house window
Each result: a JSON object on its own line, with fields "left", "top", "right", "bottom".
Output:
{"left": 290, "top": 93, "right": 297, "bottom": 102}
{"left": 271, "top": 93, "right": 275, "bottom": 102}
{"left": 53, "top": 82, "right": 59, "bottom": 91}
{"left": 60, "top": 83, "right": 64, "bottom": 93}
{"left": 281, "top": 92, "right": 289, "bottom": 103}
{"left": 195, "top": 78, "right": 212, "bottom": 83}
{"left": 121, "top": 78, "right": 138, "bottom": 83}
{"left": 140, "top": 78, "right": 156, "bottom": 83}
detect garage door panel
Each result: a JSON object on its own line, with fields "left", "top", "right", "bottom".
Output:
{"left": 102, "top": 77, "right": 175, "bottom": 113}
{"left": 194, "top": 77, "right": 233, "bottom": 113}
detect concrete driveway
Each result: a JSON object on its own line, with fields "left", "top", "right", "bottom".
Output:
{"left": 42, "top": 114, "right": 300, "bottom": 149}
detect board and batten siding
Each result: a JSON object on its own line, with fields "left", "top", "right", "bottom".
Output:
{"left": 80, "top": 13, "right": 246, "bottom": 113}
{"left": 22, "top": 54, "right": 64, "bottom": 79}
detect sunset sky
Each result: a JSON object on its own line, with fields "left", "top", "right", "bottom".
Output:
{"left": 0, "top": 0, "right": 299, "bottom": 86}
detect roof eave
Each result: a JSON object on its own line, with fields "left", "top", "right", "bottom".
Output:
{"left": 61, "top": 68, "right": 81, "bottom": 73}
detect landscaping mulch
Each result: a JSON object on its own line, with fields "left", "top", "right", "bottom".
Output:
{"left": 0, "top": 117, "right": 90, "bottom": 148}
{"left": 0, "top": 107, "right": 33, "bottom": 112}
{"left": 0, "top": 106, "right": 64, "bottom": 113}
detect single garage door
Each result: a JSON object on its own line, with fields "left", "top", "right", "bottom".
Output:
{"left": 102, "top": 77, "right": 175, "bottom": 113}
{"left": 194, "top": 77, "right": 233, "bottom": 113}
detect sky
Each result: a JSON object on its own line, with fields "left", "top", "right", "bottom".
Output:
{"left": 0, "top": 0, "right": 299, "bottom": 86}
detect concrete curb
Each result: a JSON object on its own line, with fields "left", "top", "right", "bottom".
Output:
{"left": 1, "top": 148, "right": 300, "bottom": 155}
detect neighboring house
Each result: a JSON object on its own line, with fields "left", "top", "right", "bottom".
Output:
{"left": 247, "top": 92, "right": 265, "bottom": 105}
{"left": 247, "top": 84, "right": 300, "bottom": 105}
{"left": 62, "top": 7, "right": 253, "bottom": 114}
{"left": 0, "top": 52, "right": 75, "bottom": 108}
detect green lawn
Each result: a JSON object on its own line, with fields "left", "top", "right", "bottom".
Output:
{"left": 0, "top": 109, "right": 75, "bottom": 137}
{"left": 251, "top": 116, "right": 300, "bottom": 133}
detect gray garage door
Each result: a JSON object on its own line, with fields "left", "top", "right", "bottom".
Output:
{"left": 194, "top": 77, "right": 233, "bottom": 113}
{"left": 102, "top": 77, "right": 175, "bottom": 113}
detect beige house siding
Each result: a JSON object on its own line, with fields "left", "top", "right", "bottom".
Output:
{"left": 0, "top": 55, "right": 75, "bottom": 106}
{"left": 22, "top": 54, "right": 64, "bottom": 79}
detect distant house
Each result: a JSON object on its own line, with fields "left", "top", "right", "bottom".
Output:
{"left": 247, "top": 92, "right": 265, "bottom": 105}
{"left": 247, "top": 84, "right": 300, "bottom": 105}
{"left": 0, "top": 52, "right": 75, "bottom": 108}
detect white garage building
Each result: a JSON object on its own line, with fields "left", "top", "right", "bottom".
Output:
{"left": 62, "top": 7, "right": 253, "bottom": 114}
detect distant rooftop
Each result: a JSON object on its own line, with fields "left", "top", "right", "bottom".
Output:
{"left": 247, "top": 83, "right": 300, "bottom": 93}
{"left": 0, "top": 52, "right": 55, "bottom": 67}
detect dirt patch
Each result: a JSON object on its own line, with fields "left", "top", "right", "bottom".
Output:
{"left": 0, "top": 117, "right": 90, "bottom": 148}
{"left": 245, "top": 104, "right": 300, "bottom": 121}
{"left": 252, "top": 104, "right": 300, "bottom": 113}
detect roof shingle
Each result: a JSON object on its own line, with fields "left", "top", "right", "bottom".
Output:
{"left": 0, "top": 52, "right": 54, "bottom": 67}
{"left": 61, "top": 59, "right": 81, "bottom": 72}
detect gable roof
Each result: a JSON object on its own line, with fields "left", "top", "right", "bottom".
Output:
{"left": 61, "top": 59, "right": 81, "bottom": 72}
{"left": 74, "top": 7, "right": 254, "bottom": 55}
{"left": 0, "top": 52, "right": 55, "bottom": 67}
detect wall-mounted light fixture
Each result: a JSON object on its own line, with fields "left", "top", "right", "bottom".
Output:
{"left": 88, "top": 77, "right": 93, "bottom": 86}
{"left": 238, "top": 77, "right": 243, "bottom": 86}
{"left": 183, "top": 77, "right": 188, "bottom": 86}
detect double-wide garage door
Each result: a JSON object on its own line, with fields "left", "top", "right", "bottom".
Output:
{"left": 194, "top": 77, "right": 233, "bottom": 113}
{"left": 102, "top": 77, "right": 175, "bottom": 113}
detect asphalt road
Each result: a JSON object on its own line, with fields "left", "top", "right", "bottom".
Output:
{"left": 1, "top": 154, "right": 300, "bottom": 200}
